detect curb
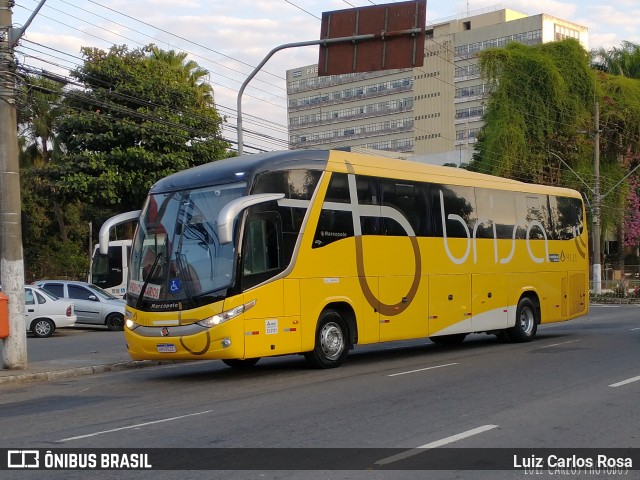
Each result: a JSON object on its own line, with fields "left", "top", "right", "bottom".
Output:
{"left": 0, "top": 360, "right": 164, "bottom": 386}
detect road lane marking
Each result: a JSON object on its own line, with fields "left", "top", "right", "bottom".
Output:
{"left": 387, "top": 363, "right": 458, "bottom": 377}
{"left": 630, "top": 327, "right": 640, "bottom": 331}
{"left": 609, "top": 375, "right": 640, "bottom": 388}
{"left": 58, "top": 410, "right": 214, "bottom": 442}
{"left": 375, "top": 424, "right": 499, "bottom": 466}
{"left": 537, "top": 339, "right": 581, "bottom": 349}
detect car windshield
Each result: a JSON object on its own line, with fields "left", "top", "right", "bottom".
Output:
{"left": 129, "top": 182, "right": 247, "bottom": 303}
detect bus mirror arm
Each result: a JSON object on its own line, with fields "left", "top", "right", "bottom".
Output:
{"left": 217, "top": 193, "right": 285, "bottom": 245}
{"left": 99, "top": 210, "right": 141, "bottom": 254}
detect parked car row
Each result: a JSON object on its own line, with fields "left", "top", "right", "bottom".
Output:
{"left": 33, "top": 280, "right": 126, "bottom": 331}
{"left": 1, "top": 279, "right": 126, "bottom": 338}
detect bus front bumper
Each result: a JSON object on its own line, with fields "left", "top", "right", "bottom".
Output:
{"left": 124, "top": 320, "right": 244, "bottom": 361}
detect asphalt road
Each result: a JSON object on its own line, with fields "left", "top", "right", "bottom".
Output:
{"left": 1, "top": 305, "right": 639, "bottom": 480}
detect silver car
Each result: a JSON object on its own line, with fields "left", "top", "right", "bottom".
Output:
{"left": 33, "top": 280, "right": 126, "bottom": 331}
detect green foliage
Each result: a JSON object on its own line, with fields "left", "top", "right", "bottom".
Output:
{"left": 472, "top": 38, "right": 640, "bottom": 253}
{"left": 30, "top": 44, "right": 231, "bottom": 215}
{"left": 18, "top": 45, "right": 233, "bottom": 279}
{"left": 472, "top": 39, "right": 594, "bottom": 183}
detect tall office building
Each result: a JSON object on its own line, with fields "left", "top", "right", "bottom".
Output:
{"left": 286, "top": 7, "right": 588, "bottom": 164}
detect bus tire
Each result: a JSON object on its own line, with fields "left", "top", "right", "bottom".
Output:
{"left": 304, "top": 309, "right": 349, "bottom": 369}
{"left": 222, "top": 358, "right": 260, "bottom": 368}
{"left": 507, "top": 297, "right": 538, "bottom": 342}
{"left": 31, "top": 318, "right": 55, "bottom": 338}
{"left": 106, "top": 313, "right": 125, "bottom": 331}
{"left": 429, "top": 333, "right": 467, "bottom": 345}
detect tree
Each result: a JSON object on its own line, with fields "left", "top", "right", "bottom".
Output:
{"left": 590, "top": 42, "right": 640, "bottom": 271}
{"left": 149, "top": 46, "right": 214, "bottom": 107}
{"left": 31, "top": 44, "right": 231, "bottom": 220}
{"left": 591, "top": 41, "right": 640, "bottom": 78}
{"left": 471, "top": 39, "right": 594, "bottom": 186}
{"left": 471, "top": 39, "right": 640, "bottom": 276}
{"left": 16, "top": 75, "right": 71, "bottom": 242}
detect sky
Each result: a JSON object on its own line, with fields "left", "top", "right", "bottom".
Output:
{"left": 11, "top": 0, "right": 640, "bottom": 153}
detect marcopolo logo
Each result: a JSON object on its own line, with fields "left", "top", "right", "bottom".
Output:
{"left": 8, "top": 450, "right": 40, "bottom": 468}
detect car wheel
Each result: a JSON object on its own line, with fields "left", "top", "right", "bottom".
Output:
{"left": 106, "top": 313, "right": 124, "bottom": 331}
{"left": 31, "top": 318, "right": 55, "bottom": 338}
{"left": 304, "top": 309, "right": 349, "bottom": 369}
{"left": 222, "top": 358, "right": 260, "bottom": 368}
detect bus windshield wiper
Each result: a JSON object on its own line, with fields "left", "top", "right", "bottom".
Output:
{"left": 136, "top": 252, "right": 163, "bottom": 308}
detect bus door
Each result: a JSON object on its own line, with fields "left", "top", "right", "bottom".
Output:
{"left": 239, "top": 210, "right": 300, "bottom": 357}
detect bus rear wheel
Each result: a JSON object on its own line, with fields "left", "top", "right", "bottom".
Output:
{"left": 506, "top": 297, "right": 538, "bottom": 342}
{"left": 222, "top": 358, "right": 260, "bottom": 368}
{"left": 305, "top": 309, "right": 349, "bottom": 369}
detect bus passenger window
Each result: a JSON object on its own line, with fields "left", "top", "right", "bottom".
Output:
{"left": 312, "top": 210, "right": 354, "bottom": 248}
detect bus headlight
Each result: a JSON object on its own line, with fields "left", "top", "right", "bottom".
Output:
{"left": 126, "top": 319, "right": 140, "bottom": 330}
{"left": 197, "top": 300, "right": 256, "bottom": 328}
{"left": 125, "top": 310, "right": 140, "bottom": 330}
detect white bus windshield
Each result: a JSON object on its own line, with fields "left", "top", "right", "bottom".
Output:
{"left": 130, "top": 182, "right": 247, "bottom": 302}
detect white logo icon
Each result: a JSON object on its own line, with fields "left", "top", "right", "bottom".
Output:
{"left": 8, "top": 450, "right": 40, "bottom": 468}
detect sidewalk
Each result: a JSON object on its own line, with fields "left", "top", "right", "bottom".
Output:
{"left": 0, "top": 327, "right": 173, "bottom": 387}
{"left": 0, "top": 348, "right": 162, "bottom": 387}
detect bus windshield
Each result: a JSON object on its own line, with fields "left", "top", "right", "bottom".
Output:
{"left": 91, "top": 246, "right": 123, "bottom": 289}
{"left": 129, "top": 182, "right": 247, "bottom": 303}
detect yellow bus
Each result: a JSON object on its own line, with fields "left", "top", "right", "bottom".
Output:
{"left": 118, "top": 149, "right": 589, "bottom": 368}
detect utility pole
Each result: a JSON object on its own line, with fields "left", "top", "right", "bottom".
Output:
{"left": 592, "top": 101, "right": 601, "bottom": 294}
{"left": 1, "top": 0, "right": 27, "bottom": 369}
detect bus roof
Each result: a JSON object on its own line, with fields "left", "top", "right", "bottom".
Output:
{"left": 150, "top": 149, "right": 582, "bottom": 199}
{"left": 326, "top": 150, "right": 582, "bottom": 198}
{"left": 150, "top": 150, "right": 330, "bottom": 194}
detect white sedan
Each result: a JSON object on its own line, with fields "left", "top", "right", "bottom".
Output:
{"left": 24, "top": 286, "right": 76, "bottom": 338}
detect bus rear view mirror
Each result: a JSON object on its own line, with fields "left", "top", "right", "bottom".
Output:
{"left": 216, "top": 193, "right": 285, "bottom": 245}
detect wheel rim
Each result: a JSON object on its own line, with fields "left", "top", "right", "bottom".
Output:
{"left": 519, "top": 306, "right": 535, "bottom": 335}
{"left": 319, "top": 321, "right": 345, "bottom": 360}
{"left": 35, "top": 321, "right": 51, "bottom": 336}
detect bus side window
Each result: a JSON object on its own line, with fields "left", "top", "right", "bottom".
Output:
{"left": 432, "top": 185, "right": 477, "bottom": 238}
{"left": 312, "top": 172, "right": 355, "bottom": 248}
{"left": 379, "top": 179, "right": 430, "bottom": 237}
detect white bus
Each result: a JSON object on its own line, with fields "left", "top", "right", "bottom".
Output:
{"left": 89, "top": 239, "right": 132, "bottom": 297}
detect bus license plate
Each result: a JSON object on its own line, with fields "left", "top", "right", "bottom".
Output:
{"left": 157, "top": 343, "right": 176, "bottom": 353}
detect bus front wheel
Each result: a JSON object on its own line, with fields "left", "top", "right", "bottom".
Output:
{"left": 305, "top": 309, "right": 349, "bottom": 369}
{"left": 506, "top": 297, "right": 538, "bottom": 342}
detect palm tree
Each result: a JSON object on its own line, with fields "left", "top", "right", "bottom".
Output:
{"left": 149, "top": 46, "right": 214, "bottom": 107}
{"left": 18, "top": 75, "right": 69, "bottom": 242}
{"left": 591, "top": 41, "right": 640, "bottom": 78}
